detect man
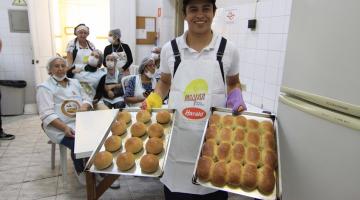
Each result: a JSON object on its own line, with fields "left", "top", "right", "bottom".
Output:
{"left": 142, "top": 0, "right": 246, "bottom": 199}
{"left": 0, "top": 38, "right": 15, "bottom": 140}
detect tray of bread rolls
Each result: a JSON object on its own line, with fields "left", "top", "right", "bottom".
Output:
{"left": 85, "top": 108, "right": 176, "bottom": 178}
{"left": 192, "top": 107, "right": 282, "bottom": 200}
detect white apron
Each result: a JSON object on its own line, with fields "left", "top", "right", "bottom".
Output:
{"left": 115, "top": 50, "right": 127, "bottom": 70}
{"left": 102, "top": 69, "right": 124, "bottom": 104}
{"left": 73, "top": 46, "right": 92, "bottom": 69}
{"left": 74, "top": 68, "right": 107, "bottom": 99}
{"left": 129, "top": 75, "right": 156, "bottom": 107}
{"left": 160, "top": 58, "right": 227, "bottom": 194}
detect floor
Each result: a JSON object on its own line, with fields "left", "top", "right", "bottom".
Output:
{"left": 0, "top": 115, "right": 252, "bottom": 200}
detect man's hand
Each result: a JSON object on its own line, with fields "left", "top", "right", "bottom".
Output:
{"left": 226, "top": 88, "right": 247, "bottom": 114}
{"left": 64, "top": 126, "right": 75, "bottom": 138}
{"left": 140, "top": 92, "right": 162, "bottom": 110}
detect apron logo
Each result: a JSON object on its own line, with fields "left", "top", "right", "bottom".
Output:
{"left": 183, "top": 79, "right": 208, "bottom": 106}
{"left": 182, "top": 107, "right": 206, "bottom": 120}
{"left": 61, "top": 100, "right": 80, "bottom": 118}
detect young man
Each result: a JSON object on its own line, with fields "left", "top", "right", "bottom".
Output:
{"left": 142, "top": 0, "right": 246, "bottom": 199}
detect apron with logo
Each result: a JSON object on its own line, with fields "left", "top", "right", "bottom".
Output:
{"left": 129, "top": 75, "right": 156, "bottom": 107}
{"left": 160, "top": 38, "right": 228, "bottom": 194}
{"left": 74, "top": 68, "right": 107, "bottom": 100}
{"left": 115, "top": 44, "right": 130, "bottom": 76}
{"left": 73, "top": 41, "right": 93, "bottom": 69}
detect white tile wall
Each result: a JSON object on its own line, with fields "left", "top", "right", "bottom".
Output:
{"left": 216, "top": 0, "right": 293, "bottom": 113}
{"left": 0, "top": 0, "right": 35, "bottom": 104}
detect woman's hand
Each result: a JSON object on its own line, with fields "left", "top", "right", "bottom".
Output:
{"left": 72, "top": 68, "right": 82, "bottom": 74}
{"left": 79, "top": 103, "right": 90, "bottom": 112}
{"left": 64, "top": 126, "right": 75, "bottom": 138}
{"left": 108, "top": 91, "right": 115, "bottom": 99}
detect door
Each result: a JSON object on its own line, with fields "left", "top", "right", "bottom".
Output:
{"left": 27, "top": 0, "right": 56, "bottom": 85}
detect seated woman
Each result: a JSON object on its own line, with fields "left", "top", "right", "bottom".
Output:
{"left": 124, "top": 57, "right": 157, "bottom": 107}
{"left": 94, "top": 53, "right": 125, "bottom": 109}
{"left": 36, "top": 56, "right": 92, "bottom": 184}
{"left": 67, "top": 49, "right": 107, "bottom": 109}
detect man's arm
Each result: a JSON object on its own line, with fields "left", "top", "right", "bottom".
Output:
{"left": 226, "top": 73, "right": 242, "bottom": 93}
{"left": 154, "top": 72, "right": 171, "bottom": 99}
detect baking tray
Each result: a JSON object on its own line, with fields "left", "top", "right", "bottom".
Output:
{"left": 85, "top": 108, "right": 176, "bottom": 178}
{"left": 192, "top": 107, "right": 283, "bottom": 200}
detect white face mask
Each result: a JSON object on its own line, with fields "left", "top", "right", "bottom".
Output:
{"left": 108, "top": 36, "right": 114, "bottom": 44}
{"left": 88, "top": 56, "right": 98, "bottom": 67}
{"left": 52, "top": 74, "right": 66, "bottom": 81}
{"left": 106, "top": 61, "right": 115, "bottom": 68}
{"left": 151, "top": 53, "right": 159, "bottom": 60}
{"left": 145, "top": 71, "right": 154, "bottom": 79}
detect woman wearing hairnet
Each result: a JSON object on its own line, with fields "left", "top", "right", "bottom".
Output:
{"left": 124, "top": 57, "right": 157, "bottom": 107}
{"left": 103, "top": 29, "right": 133, "bottom": 76}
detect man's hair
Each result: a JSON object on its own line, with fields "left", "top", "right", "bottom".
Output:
{"left": 182, "top": 0, "right": 217, "bottom": 15}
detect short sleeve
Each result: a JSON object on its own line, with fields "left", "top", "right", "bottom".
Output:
{"left": 66, "top": 39, "right": 76, "bottom": 53}
{"left": 226, "top": 42, "right": 240, "bottom": 76}
{"left": 159, "top": 42, "right": 172, "bottom": 74}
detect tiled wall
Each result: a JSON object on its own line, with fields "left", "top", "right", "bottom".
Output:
{"left": 0, "top": 0, "right": 35, "bottom": 104}
{"left": 216, "top": 0, "right": 292, "bottom": 113}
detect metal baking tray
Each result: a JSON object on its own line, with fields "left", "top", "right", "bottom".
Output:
{"left": 85, "top": 108, "right": 176, "bottom": 178}
{"left": 192, "top": 107, "right": 283, "bottom": 200}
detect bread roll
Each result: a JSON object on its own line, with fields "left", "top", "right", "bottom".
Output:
{"left": 246, "top": 130, "right": 260, "bottom": 147}
{"left": 205, "top": 125, "right": 218, "bottom": 141}
{"left": 219, "top": 127, "right": 232, "bottom": 142}
{"left": 261, "top": 133, "right": 276, "bottom": 150}
{"left": 146, "top": 137, "right": 163, "bottom": 154}
{"left": 130, "top": 122, "right": 147, "bottom": 137}
{"left": 247, "top": 119, "right": 259, "bottom": 130}
{"left": 261, "top": 149, "right": 278, "bottom": 169}
{"left": 235, "top": 115, "right": 247, "bottom": 127}
{"left": 216, "top": 142, "right": 231, "bottom": 162}
{"left": 209, "top": 113, "right": 221, "bottom": 126}
{"left": 94, "top": 151, "right": 113, "bottom": 170}
{"left": 260, "top": 121, "right": 274, "bottom": 134}
{"left": 117, "top": 111, "right": 132, "bottom": 124}
{"left": 245, "top": 146, "right": 260, "bottom": 166}
{"left": 196, "top": 156, "right": 214, "bottom": 182}
{"left": 241, "top": 164, "right": 258, "bottom": 191}
{"left": 116, "top": 152, "right": 135, "bottom": 171}
{"left": 148, "top": 123, "right": 164, "bottom": 138}
{"left": 211, "top": 161, "right": 227, "bottom": 187}
{"left": 140, "top": 154, "right": 159, "bottom": 173}
{"left": 156, "top": 110, "right": 171, "bottom": 124}
{"left": 201, "top": 139, "right": 216, "bottom": 159}
{"left": 222, "top": 115, "right": 234, "bottom": 128}
{"left": 231, "top": 142, "right": 245, "bottom": 163}
{"left": 233, "top": 128, "right": 245, "bottom": 143}
{"left": 258, "top": 166, "right": 275, "bottom": 195}
{"left": 226, "top": 161, "right": 242, "bottom": 187}
{"left": 111, "top": 120, "right": 127, "bottom": 136}
{"left": 136, "top": 110, "right": 152, "bottom": 123}
{"left": 104, "top": 135, "right": 122, "bottom": 152}
{"left": 125, "top": 137, "right": 143, "bottom": 153}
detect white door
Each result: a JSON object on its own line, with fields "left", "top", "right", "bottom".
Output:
{"left": 27, "top": 0, "right": 56, "bottom": 85}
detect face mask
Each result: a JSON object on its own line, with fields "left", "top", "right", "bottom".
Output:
{"left": 52, "top": 74, "right": 66, "bottom": 81}
{"left": 88, "top": 56, "right": 98, "bottom": 67}
{"left": 145, "top": 71, "right": 154, "bottom": 79}
{"left": 151, "top": 53, "right": 159, "bottom": 60}
{"left": 106, "top": 61, "right": 115, "bottom": 68}
{"left": 108, "top": 36, "right": 114, "bottom": 44}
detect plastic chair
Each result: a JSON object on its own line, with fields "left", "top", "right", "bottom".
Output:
{"left": 48, "top": 141, "right": 68, "bottom": 183}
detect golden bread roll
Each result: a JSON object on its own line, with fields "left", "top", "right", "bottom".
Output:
{"left": 136, "top": 110, "right": 152, "bottom": 123}
{"left": 111, "top": 120, "right": 127, "bottom": 136}
{"left": 156, "top": 110, "right": 171, "bottom": 124}
{"left": 117, "top": 111, "right": 132, "bottom": 124}
{"left": 260, "top": 121, "right": 274, "bottom": 133}
{"left": 146, "top": 137, "right": 163, "bottom": 154}
{"left": 104, "top": 135, "right": 122, "bottom": 152}
{"left": 209, "top": 113, "right": 221, "bottom": 126}
{"left": 205, "top": 125, "right": 218, "bottom": 141}
{"left": 261, "top": 133, "right": 276, "bottom": 150}
{"left": 219, "top": 127, "right": 232, "bottom": 142}
{"left": 94, "top": 151, "right": 113, "bottom": 170}
{"left": 211, "top": 161, "right": 227, "bottom": 187}
{"left": 246, "top": 130, "right": 260, "bottom": 146}
{"left": 116, "top": 152, "right": 135, "bottom": 171}
{"left": 226, "top": 161, "right": 242, "bottom": 187}
{"left": 235, "top": 115, "right": 247, "bottom": 127}
{"left": 241, "top": 163, "right": 258, "bottom": 191}
{"left": 233, "top": 128, "right": 245, "bottom": 143}
{"left": 201, "top": 139, "right": 216, "bottom": 159}
{"left": 245, "top": 146, "right": 260, "bottom": 166}
{"left": 148, "top": 123, "right": 164, "bottom": 138}
{"left": 222, "top": 115, "right": 234, "bottom": 128}
{"left": 140, "top": 154, "right": 159, "bottom": 173}
{"left": 125, "top": 137, "right": 143, "bottom": 153}
{"left": 231, "top": 142, "right": 246, "bottom": 163}
{"left": 216, "top": 142, "right": 231, "bottom": 162}
{"left": 261, "top": 149, "right": 278, "bottom": 169}
{"left": 196, "top": 156, "right": 214, "bottom": 182}
{"left": 130, "top": 122, "right": 147, "bottom": 137}
{"left": 258, "top": 166, "right": 276, "bottom": 195}
{"left": 247, "top": 119, "right": 259, "bottom": 130}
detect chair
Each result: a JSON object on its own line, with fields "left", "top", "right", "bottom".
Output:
{"left": 48, "top": 141, "right": 68, "bottom": 183}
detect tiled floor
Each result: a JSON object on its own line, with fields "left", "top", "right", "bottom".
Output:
{"left": 0, "top": 115, "right": 252, "bottom": 200}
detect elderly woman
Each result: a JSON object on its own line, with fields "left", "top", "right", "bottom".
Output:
{"left": 67, "top": 49, "right": 107, "bottom": 106}
{"left": 124, "top": 57, "right": 157, "bottom": 107}
{"left": 36, "top": 56, "right": 92, "bottom": 184}
{"left": 103, "top": 29, "right": 133, "bottom": 76}
{"left": 94, "top": 53, "right": 125, "bottom": 109}
{"left": 66, "top": 24, "right": 96, "bottom": 69}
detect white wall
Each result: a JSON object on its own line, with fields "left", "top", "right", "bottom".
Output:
{"left": 0, "top": 0, "right": 35, "bottom": 104}
{"left": 215, "top": 0, "right": 292, "bottom": 113}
